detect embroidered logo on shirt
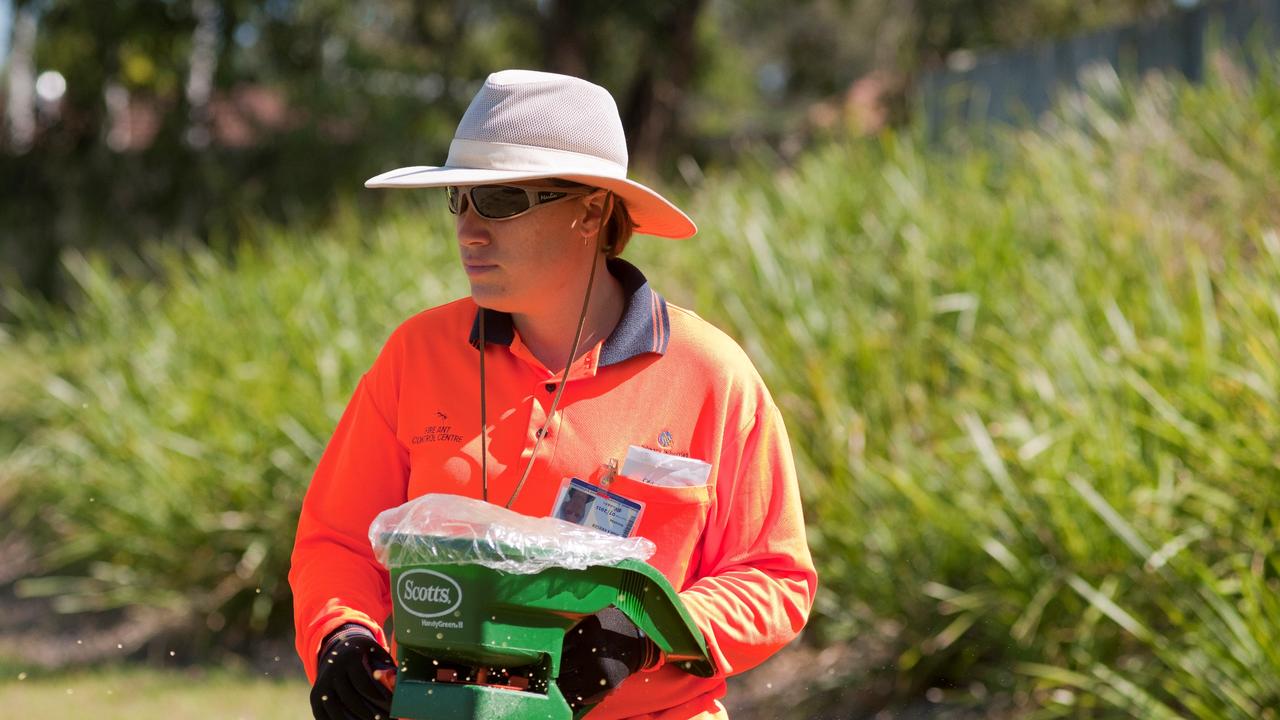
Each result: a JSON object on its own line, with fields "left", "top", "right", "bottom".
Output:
{"left": 657, "top": 430, "right": 674, "bottom": 449}
{"left": 412, "top": 423, "right": 463, "bottom": 444}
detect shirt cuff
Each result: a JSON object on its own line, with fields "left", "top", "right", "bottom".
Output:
{"left": 318, "top": 623, "right": 379, "bottom": 663}
{"left": 639, "top": 638, "right": 666, "bottom": 673}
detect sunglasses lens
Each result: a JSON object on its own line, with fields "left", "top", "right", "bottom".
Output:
{"left": 446, "top": 186, "right": 462, "bottom": 214}
{"left": 471, "top": 185, "right": 532, "bottom": 219}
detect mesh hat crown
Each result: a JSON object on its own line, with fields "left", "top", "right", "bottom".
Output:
{"left": 365, "top": 69, "right": 696, "bottom": 239}
{"left": 451, "top": 70, "right": 628, "bottom": 169}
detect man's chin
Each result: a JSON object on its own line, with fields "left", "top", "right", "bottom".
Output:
{"left": 469, "top": 286, "right": 517, "bottom": 313}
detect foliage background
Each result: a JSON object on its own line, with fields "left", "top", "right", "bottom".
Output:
{"left": 1, "top": 0, "right": 1171, "bottom": 303}
{"left": 3, "top": 2, "right": 1279, "bottom": 718}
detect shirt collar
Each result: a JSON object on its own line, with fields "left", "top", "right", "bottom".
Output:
{"left": 467, "top": 257, "right": 670, "bottom": 367}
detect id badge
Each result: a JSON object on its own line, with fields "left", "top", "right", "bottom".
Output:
{"left": 551, "top": 477, "right": 645, "bottom": 538}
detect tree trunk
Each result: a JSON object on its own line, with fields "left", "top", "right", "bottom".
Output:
{"left": 541, "top": 0, "right": 588, "bottom": 78}
{"left": 4, "top": 3, "right": 37, "bottom": 153}
{"left": 184, "top": 0, "right": 220, "bottom": 148}
{"left": 622, "top": 0, "right": 705, "bottom": 175}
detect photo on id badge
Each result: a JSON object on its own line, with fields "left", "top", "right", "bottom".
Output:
{"left": 552, "top": 477, "right": 644, "bottom": 537}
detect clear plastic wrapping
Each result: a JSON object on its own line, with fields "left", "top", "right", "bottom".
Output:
{"left": 368, "top": 493, "right": 655, "bottom": 574}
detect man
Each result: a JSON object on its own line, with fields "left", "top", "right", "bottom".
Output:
{"left": 290, "top": 69, "right": 817, "bottom": 720}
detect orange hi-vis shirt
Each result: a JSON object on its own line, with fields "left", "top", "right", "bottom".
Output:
{"left": 290, "top": 259, "right": 817, "bottom": 719}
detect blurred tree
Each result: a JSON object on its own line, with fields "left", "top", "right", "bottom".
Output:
{"left": 533, "top": 0, "right": 708, "bottom": 174}
{"left": 0, "top": 0, "right": 1177, "bottom": 306}
{"left": 906, "top": 0, "right": 1174, "bottom": 65}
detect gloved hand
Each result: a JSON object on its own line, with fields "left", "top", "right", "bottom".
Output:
{"left": 310, "top": 624, "right": 396, "bottom": 720}
{"left": 556, "top": 606, "right": 661, "bottom": 711}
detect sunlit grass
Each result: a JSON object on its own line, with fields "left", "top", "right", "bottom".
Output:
{"left": 0, "top": 668, "right": 308, "bottom": 719}
{"left": 640, "top": 55, "right": 1280, "bottom": 717}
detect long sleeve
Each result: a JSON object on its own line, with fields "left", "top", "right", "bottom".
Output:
{"left": 677, "top": 402, "right": 817, "bottom": 677}
{"left": 289, "top": 370, "right": 409, "bottom": 682}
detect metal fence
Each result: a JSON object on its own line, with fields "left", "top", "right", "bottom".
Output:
{"left": 918, "top": 0, "right": 1280, "bottom": 131}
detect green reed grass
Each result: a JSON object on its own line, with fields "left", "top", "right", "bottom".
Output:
{"left": 3, "top": 55, "right": 1279, "bottom": 717}
{"left": 0, "top": 204, "right": 467, "bottom": 648}
{"left": 631, "top": 56, "right": 1280, "bottom": 717}
{"left": 0, "top": 667, "right": 307, "bottom": 719}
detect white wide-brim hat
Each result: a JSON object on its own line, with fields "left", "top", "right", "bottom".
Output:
{"left": 365, "top": 69, "right": 696, "bottom": 239}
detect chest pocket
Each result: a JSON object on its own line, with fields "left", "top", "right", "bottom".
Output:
{"left": 604, "top": 474, "right": 711, "bottom": 588}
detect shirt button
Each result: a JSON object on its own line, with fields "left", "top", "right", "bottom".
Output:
{"left": 544, "top": 383, "right": 555, "bottom": 393}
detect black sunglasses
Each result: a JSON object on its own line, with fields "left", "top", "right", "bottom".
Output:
{"left": 446, "top": 184, "right": 593, "bottom": 220}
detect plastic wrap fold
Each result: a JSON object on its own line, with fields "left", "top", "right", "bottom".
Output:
{"left": 369, "top": 493, "right": 655, "bottom": 574}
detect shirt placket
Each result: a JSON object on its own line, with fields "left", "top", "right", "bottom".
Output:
{"left": 502, "top": 341, "right": 603, "bottom": 509}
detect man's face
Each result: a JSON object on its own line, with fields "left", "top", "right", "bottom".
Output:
{"left": 455, "top": 184, "right": 603, "bottom": 314}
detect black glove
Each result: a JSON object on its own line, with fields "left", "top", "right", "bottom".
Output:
{"left": 310, "top": 624, "right": 395, "bottom": 720}
{"left": 556, "top": 606, "right": 661, "bottom": 711}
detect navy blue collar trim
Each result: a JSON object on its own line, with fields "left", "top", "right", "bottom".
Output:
{"left": 468, "top": 258, "right": 670, "bottom": 367}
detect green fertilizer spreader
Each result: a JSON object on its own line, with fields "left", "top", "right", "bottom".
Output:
{"left": 379, "top": 533, "right": 715, "bottom": 720}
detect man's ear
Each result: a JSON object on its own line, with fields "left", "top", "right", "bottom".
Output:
{"left": 577, "top": 190, "right": 610, "bottom": 241}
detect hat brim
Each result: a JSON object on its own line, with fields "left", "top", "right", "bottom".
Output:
{"left": 364, "top": 165, "right": 696, "bottom": 239}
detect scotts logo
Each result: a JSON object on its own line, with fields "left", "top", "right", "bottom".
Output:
{"left": 657, "top": 430, "right": 674, "bottom": 449}
{"left": 396, "top": 569, "right": 463, "bottom": 618}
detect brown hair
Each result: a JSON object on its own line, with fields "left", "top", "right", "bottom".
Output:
{"left": 599, "top": 194, "right": 635, "bottom": 258}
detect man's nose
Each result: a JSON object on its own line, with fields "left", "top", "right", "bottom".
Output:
{"left": 456, "top": 200, "right": 490, "bottom": 246}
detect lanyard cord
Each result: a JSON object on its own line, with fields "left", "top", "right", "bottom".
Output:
{"left": 479, "top": 308, "right": 489, "bottom": 502}
{"left": 477, "top": 193, "right": 610, "bottom": 509}
{"left": 504, "top": 244, "right": 599, "bottom": 509}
